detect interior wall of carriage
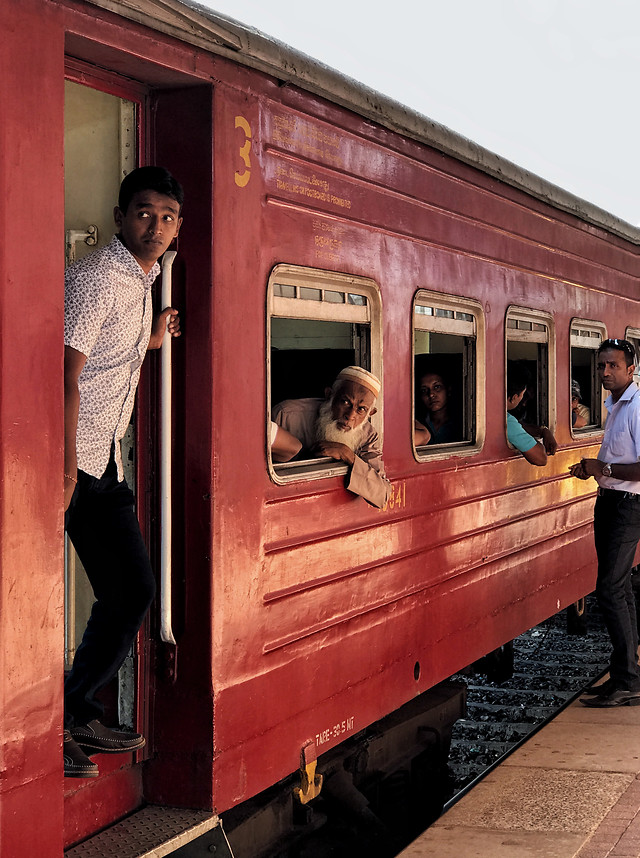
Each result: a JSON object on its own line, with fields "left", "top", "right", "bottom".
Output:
{"left": 63, "top": 75, "right": 138, "bottom": 682}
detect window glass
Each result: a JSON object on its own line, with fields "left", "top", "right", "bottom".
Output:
{"left": 413, "top": 292, "right": 484, "bottom": 457}
{"left": 268, "top": 266, "right": 381, "bottom": 482}
{"left": 570, "top": 320, "right": 605, "bottom": 432}
{"left": 506, "top": 308, "right": 554, "bottom": 436}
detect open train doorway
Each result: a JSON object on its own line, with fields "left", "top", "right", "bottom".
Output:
{"left": 63, "top": 66, "right": 216, "bottom": 850}
{"left": 63, "top": 75, "right": 155, "bottom": 845}
{"left": 64, "top": 75, "right": 140, "bottom": 727}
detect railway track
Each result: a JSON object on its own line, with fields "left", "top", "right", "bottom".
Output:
{"left": 446, "top": 597, "right": 611, "bottom": 804}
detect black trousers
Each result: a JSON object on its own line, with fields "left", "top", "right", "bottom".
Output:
{"left": 64, "top": 455, "right": 155, "bottom": 729}
{"left": 594, "top": 491, "right": 640, "bottom": 691}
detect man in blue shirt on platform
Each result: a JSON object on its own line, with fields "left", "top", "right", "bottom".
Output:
{"left": 506, "top": 361, "right": 557, "bottom": 466}
{"left": 570, "top": 338, "right": 640, "bottom": 707}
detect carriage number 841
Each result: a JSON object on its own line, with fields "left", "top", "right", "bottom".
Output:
{"left": 383, "top": 480, "right": 406, "bottom": 511}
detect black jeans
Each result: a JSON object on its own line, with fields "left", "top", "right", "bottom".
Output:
{"left": 594, "top": 491, "right": 640, "bottom": 691}
{"left": 64, "top": 456, "right": 155, "bottom": 729}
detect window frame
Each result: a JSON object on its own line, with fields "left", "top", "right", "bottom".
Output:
{"left": 267, "top": 264, "right": 382, "bottom": 485}
{"left": 624, "top": 326, "right": 640, "bottom": 388}
{"left": 570, "top": 318, "right": 607, "bottom": 436}
{"left": 412, "top": 289, "right": 485, "bottom": 461}
{"left": 505, "top": 306, "right": 555, "bottom": 447}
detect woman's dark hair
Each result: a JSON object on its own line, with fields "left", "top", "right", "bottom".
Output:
{"left": 118, "top": 166, "right": 184, "bottom": 213}
{"left": 414, "top": 357, "right": 462, "bottom": 439}
{"left": 507, "top": 360, "right": 531, "bottom": 399}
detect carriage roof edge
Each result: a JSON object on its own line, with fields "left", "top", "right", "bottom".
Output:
{"left": 82, "top": 0, "right": 640, "bottom": 245}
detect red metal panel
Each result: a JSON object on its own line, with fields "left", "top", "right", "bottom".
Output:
{"left": 64, "top": 763, "right": 143, "bottom": 849}
{"left": 0, "top": 1, "right": 66, "bottom": 856}
{"left": 140, "top": 84, "right": 217, "bottom": 810}
{"left": 203, "top": 79, "right": 632, "bottom": 812}
{"left": 210, "top": 534, "right": 595, "bottom": 805}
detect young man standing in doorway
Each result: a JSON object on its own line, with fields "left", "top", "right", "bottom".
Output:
{"left": 63, "top": 166, "right": 183, "bottom": 776}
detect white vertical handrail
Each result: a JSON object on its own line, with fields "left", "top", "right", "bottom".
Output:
{"left": 160, "top": 250, "right": 177, "bottom": 644}
{"left": 64, "top": 534, "right": 77, "bottom": 668}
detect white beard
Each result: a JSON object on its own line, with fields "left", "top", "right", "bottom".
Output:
{"left": 315, "top": 400, "right": 367, "bottom": 452}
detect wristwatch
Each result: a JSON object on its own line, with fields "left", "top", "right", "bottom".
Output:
{"left": 602, "top": 462, "right": 613, "bottom": 478}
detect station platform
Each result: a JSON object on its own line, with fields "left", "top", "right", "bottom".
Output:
{"left": 399, "top": 683, "right": 640, "bottom": 858}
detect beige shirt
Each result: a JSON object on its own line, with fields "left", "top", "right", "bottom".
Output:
{"left": 272, "top": 397, "right": 390, "bottom": 509}
{"left": 65, "top": 235, "right": 159, "bottom": 479}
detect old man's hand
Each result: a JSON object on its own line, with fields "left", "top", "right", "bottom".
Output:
{"left": 313, "top": 440, "right": 355, "bottom": 465}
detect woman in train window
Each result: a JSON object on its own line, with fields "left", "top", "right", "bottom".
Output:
{"left": 571, "top": 379, "right": 590, "bottom": 428}
{"left": 414, "top": 362, "right": 461, "bottom": 446}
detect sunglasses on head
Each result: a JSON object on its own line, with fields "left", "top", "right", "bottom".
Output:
{"left": 599, "top": 338, "right": 636, "bottom": 357}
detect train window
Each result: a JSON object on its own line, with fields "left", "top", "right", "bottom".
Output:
{"left": 570, "top": 320, "right": 606, "bottom": 432}
{"left": 413, "top": 291, "right": 485, "bottom": 458}
{"left": 505, "top": 307, "right": 555, "bottom": 441}
{"left": 624, "top": 327, "right": 640, "bottom": 388}
{"left": 268, "top": 265, "right": 382, "bottom": 483}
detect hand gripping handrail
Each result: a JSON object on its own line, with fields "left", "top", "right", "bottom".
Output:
{"left": 160, "top": 250, "right": 177, "bottom": 644}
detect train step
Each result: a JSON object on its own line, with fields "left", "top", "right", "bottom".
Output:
{"left": 64, "top": 805, "right": 234, "bottom": 858}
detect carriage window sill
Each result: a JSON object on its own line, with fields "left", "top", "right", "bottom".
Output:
{"left": 414, "top": 440, "right": 480, "bottom": 462}
{"left": 271, "top": 457, "right": 348, "bottom": 484}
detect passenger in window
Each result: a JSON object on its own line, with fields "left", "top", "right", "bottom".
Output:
{"left": 506, "top": 361, "right": 557, "bottom": 465}
{"left": 414, "top": 365, "right": 460, "bottom": 446}
{"left": 271, "top": 366, "right": 390, "bottom": 509}
{"left": 270, "top": 421, "right": 302, "bottom": 463}
{"left": 571, "top": 380, "right": 589, "bottom": 428}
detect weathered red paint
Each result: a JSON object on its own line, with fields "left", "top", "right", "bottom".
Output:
{"left": 64, "top": 763, "right": 143, "bottom": 847}
{"left": 1, "top": 1, "right": 65, "bottom": 855}
{"left": 3, "top": 0, "right": 640, "bottom": 855}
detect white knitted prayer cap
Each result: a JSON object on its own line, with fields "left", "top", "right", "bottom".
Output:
{"left": 336, "top": 366, "right": 381, "bottom": 397}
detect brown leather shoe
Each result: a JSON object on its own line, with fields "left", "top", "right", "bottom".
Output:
{"left": 64, "top": 730, "right": 99, "bottom": 778}
{"left": 580, "top": 688, "right": 640, "bottom": 707}
{"left": 70, "top": 719, "right": 146, "bottom": 754}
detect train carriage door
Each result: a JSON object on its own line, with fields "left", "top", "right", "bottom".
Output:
{"left": 63, "top": 74, "right": 218, "bottom": 847}
{"left": 64, "top": 76, "right": 148, "bottom": 771}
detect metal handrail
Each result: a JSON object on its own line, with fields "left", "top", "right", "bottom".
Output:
{"left": 160, "top": 250, "right": 177, "bottom": 644}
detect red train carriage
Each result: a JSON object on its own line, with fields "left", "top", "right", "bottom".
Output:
{"left": 3, "top": 0, "right": 640, "bottom": 855}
